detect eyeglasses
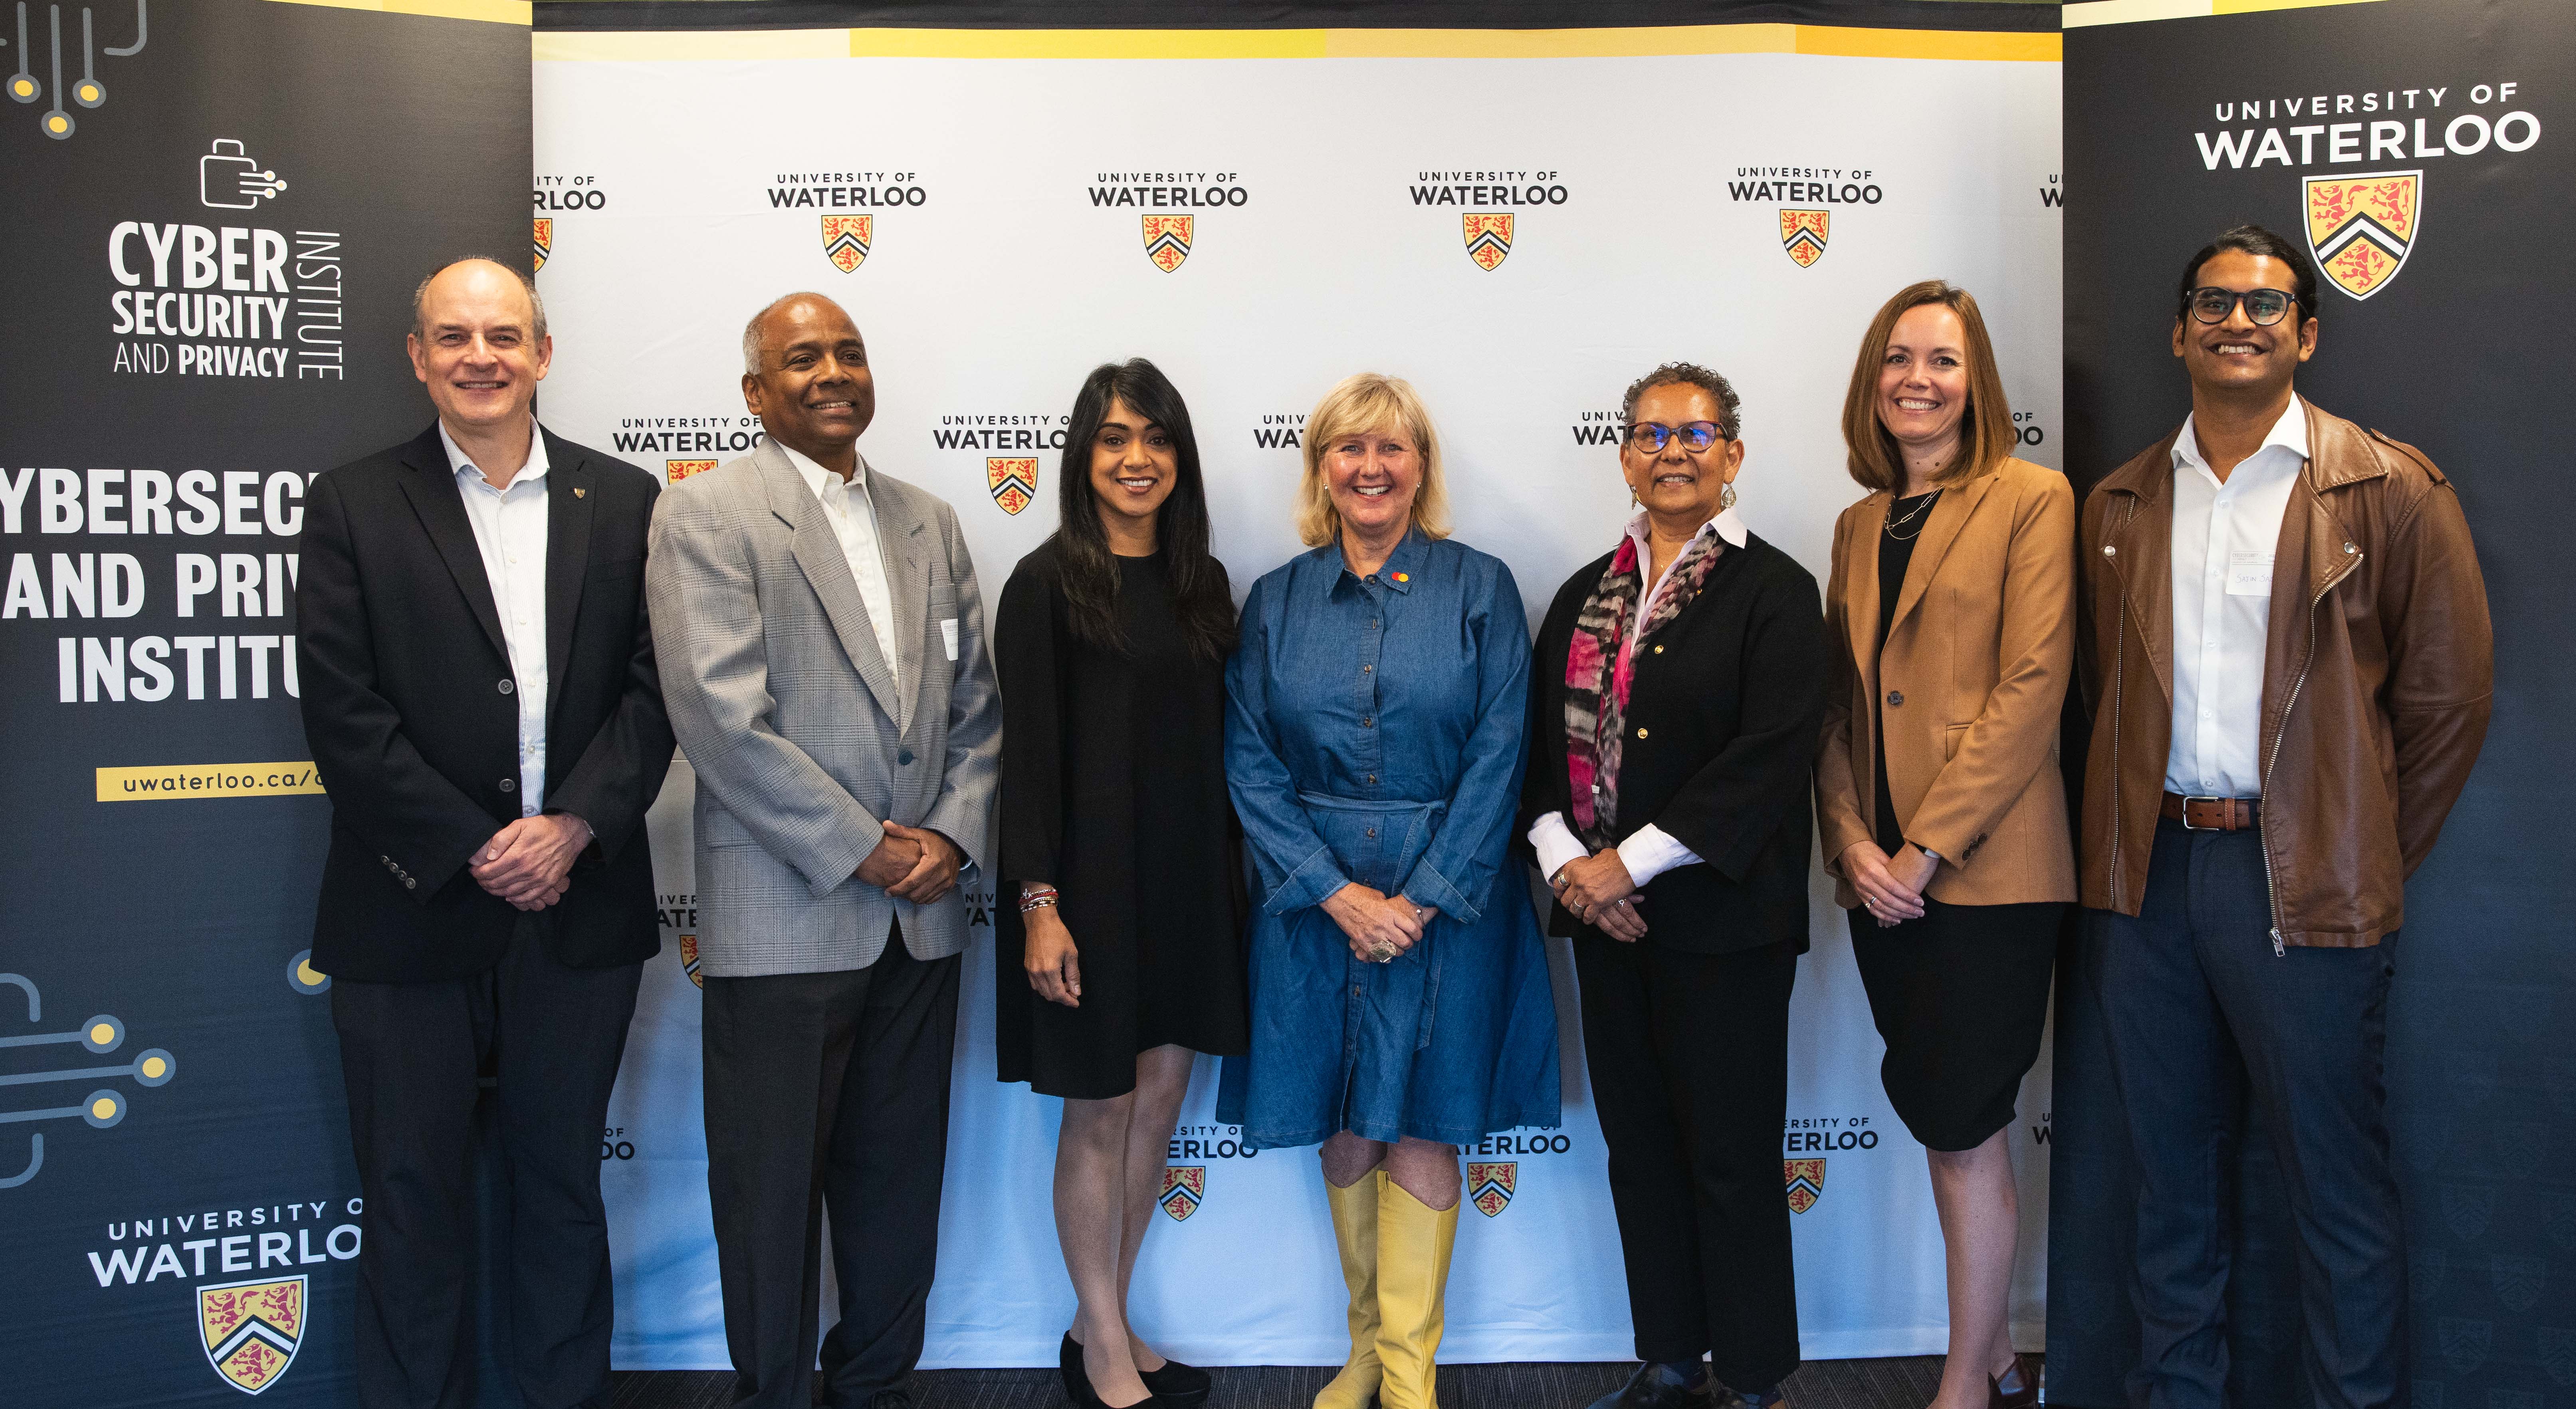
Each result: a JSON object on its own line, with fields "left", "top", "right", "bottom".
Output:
{"left": 1624, "top": 421, "right": 1729, "bottom": 452}
{"left": 2185, "top": 286, "right": 2299, "bottom": 326}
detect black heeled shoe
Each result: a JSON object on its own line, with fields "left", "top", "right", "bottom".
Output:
{"left": 1061, "top": 1332, "right": 1177, "bottom": 1409}
{"left": 1060, "top": 1332, "right": 1096, "bottom": 1407}
{"left": 1139, "top": 1356, "right": 1211, "bottom": 1405}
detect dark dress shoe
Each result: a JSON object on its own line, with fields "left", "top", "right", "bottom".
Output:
{"left": 1062, "top": 1332, "right": 1096, "bottom": 1406}
{"left": 1585, "top": 1361, "right": 1716, "bottom": 1409}
{"left": 1988, "top": 1354, "right": 2037, "bottom": 1409}
{"left": 1139, "top": 1357, "right": 1212, "bottom": 1404}
{"left": 1062, "top": 1332, "right": 1178, "bottom": 1409}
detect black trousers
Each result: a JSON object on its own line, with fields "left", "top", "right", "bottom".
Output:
{"left": 702, "top": 929, "right": 961, "bottom": 1409}
{"left": 2087, "top": 818, "right": 2404, "bottom": 1409}
{"left": 331, "top": 918, "right": 644, "bottom": 1409}
{"left": 1575, "top": 933, "right": 1801, "bottom": 1391}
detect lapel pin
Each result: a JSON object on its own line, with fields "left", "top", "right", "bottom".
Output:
{"left": 573, "top": 486, "right": 586, "bottom": 498}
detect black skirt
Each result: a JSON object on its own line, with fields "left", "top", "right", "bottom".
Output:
{"left": 1847, "top": 897, "right": 2060, "bottom": 1152}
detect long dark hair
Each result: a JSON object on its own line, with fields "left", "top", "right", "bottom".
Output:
{"left": 1053, "top": 359, "right": 1237, "bottom": 661}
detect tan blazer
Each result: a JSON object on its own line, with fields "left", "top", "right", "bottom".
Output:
{"left": 1817, "top": 455, "right": 2077, "bottom": 908}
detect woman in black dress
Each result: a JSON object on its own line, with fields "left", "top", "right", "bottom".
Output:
{"left": 994, "top": 359, "right": 1244, "bottom": 1409}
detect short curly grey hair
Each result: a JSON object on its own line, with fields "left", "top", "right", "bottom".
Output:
{"left": 1619, "top": 362, "right": 1742, "bottom": 443}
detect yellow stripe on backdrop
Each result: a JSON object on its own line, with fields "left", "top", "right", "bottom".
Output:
{"left": 532, "top": 24, "right": 2059, "bottom": 64}
{"left": 268, "top": 0, "right": 531, "bottom": 24}
{"left": 2063, "top": 0, "right": 2387, "bottom": 27}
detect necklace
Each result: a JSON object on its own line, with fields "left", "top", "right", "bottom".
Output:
{"left": 1883, "top": 487, "right": 1942, "bottom": 541}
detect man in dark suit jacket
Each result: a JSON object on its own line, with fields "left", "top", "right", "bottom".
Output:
{"left": 296, "top": 257, "right": 674, "bottom": 1409}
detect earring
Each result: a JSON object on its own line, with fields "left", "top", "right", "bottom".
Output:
{"left": 1720, "top": 484, "right": 1738, "bottom": 510}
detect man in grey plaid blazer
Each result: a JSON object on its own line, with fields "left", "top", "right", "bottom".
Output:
{"left": 646, "top": 292, "right": 1000, "bottom": 1409}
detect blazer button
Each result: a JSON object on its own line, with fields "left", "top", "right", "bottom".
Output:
{"left": 1652, "top": 644, "right": 1664, "bottom": 655}
{"left": 497, "top": 679, "right": 514, "bottom": 695}
{"left": 2102, "top": 544, "right": 2117, "bottom": 557}
{"left": 499, "top": 778, "right": 516, "bottom": 792}
{"left": 1887, "top": 691, "right": 1905, "bottom": 706}
{"left": 405, "top": 878, "right": 417, "bottom": 889}
{"left": 898, "top": 748, "right": 914, "bottom": 765}
{"left": 1635, "top": 727, "right": 1649, "bottom": 739}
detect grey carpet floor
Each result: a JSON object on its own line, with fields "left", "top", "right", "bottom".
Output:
{"left": 604, "top": 1356, "right": 1978, "bottom": 1409}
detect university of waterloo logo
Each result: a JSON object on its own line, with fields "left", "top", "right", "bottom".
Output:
{"left": 532, "top": 218, "right": 552, "bottom": 273}
{"left": 677, "top": 934, "right": 703, "bottom": 988}
{"left": 199, "top": 1275, "right": 304, "bottom": 1394}
{"left": 1143, "top": 215, "right": 1193, "bottom": 272}
{"left": 2304, "top": 171, "right": 2420, "bottom": 300}
{"left": 987, "top": 457, "right": 1038, "bottom": 516}
{"left": 1466, "top": 1162, "right": 1516, "bottom": 1217}
{"left": 1780, "top": 210, "right": 1829, "bottom": 268}
{"left": 666, "top": 459, "right": 717, "bottom": 483}
{"left": 822, "top": 215, "right": 873, "bottom": 273}
{"left": 1784, "top": 1158, "right": 1826, "bottom": 1214}
{"left": 1159, "top": 1165, "right": 1205, "bottom": 1221}
{"left": 1463, "top": 213, "right": 1513, "bottom": 271}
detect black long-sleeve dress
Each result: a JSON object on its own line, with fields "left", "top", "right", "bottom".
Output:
{"left": 993, "top": 540, "right": 1248, "bottom": 1099}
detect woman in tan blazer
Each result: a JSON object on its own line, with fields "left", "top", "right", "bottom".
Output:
{"left": 1816, "top": 282, "right": 2074, "bottom": 1409}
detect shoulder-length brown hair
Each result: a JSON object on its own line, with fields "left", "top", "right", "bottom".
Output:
{"left": 1839, "top": 280, "right": 2014, "bottom": 494}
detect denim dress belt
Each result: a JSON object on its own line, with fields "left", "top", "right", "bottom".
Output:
{"left": 1299, "top": 790, "right": 1446, "bottom": 1053}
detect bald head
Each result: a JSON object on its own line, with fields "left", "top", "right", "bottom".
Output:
{"left": 407, "top": 256, "right": 551, "bottom": 443}
{"left": 743, "top": 291, "right": 850, "bottom": 376}
{"left": 739, "top": 293, "right": 874, "bottom": 472}
{"left": 412, "top": 257, "right": 546, "bottom": 344}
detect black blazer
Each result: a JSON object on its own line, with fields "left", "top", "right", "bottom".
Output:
{"left": 297, "top": 423, "right": 674, "bottom": 982}
{"left": 1520, "top": 532, "right": 1828, "bottom": 955}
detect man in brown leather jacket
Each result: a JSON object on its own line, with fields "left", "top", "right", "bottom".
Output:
{"left": 2077, "top": 225, "right": 2492, "bottom": 1409}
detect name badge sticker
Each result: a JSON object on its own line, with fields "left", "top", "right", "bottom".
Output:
{"left": 2225, "top": 549, "right": 2274, "bottom": 598}
{"left": 940, "top": 618, "right": 960, "bottom": 661}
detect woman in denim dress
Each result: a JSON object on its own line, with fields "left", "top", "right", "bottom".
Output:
{"left": 1219, "top": 372, "right": 1561, "bottom": 1409}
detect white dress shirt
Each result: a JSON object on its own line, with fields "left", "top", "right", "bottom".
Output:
{"left": 2165, "top": 396, "right": 2307, "bottom": 798}
{"left": 1526, "top": 506, "right": 1748, "bottom": 888}
{"left": 441, "top": 419, "right": 551, "bottom": 816}
{"left": 781, "top": 443, "right": 900, "bottom": 691}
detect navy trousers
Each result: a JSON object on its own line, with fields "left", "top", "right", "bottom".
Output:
{"left": 2086, "top": 817, "right": 2405, "bottom": 1409}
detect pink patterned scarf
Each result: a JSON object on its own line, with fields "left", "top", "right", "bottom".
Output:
{"left": 1563, "top": 529, "right": 1728, "bottom": 845}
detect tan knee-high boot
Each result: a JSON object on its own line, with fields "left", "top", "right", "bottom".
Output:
{"left": 1373, "top": 1176, "right": 1460, "bottom": 1409}
{"left": 1316, "top": 1170, "right": 1384, "bottom": 1409}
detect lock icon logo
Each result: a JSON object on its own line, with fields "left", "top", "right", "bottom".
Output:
{"left": 200, "top": 138, "right": 287, "bottom": 209}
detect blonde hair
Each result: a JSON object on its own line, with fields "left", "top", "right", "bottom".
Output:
{"left": 1296, "top": 373, "right": 1453, "bottom": 548}
{"left": 1839, "top": 280, "right": 2016, "bottom": 494}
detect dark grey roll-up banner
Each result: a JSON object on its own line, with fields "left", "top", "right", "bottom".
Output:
{"left": 2055, "top": 1, "right": 2570, "bottom": 1406}
{"left": 0, "top": 0, "right": 528, "bottom": 1402}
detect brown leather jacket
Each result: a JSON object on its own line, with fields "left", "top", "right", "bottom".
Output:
{"left": 2078, "top": 400, "right": 2492, "bottom": 947}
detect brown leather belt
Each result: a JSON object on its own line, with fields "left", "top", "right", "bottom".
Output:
{"left": 2161, "top": 792, "right": 2259, "bottom": 831}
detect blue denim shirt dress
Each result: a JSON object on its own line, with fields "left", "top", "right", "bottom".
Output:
{"left": 1217, "top": 528, "right": 1562, "bottom": 1148}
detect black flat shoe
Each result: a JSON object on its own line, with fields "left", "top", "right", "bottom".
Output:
{"left": 1061, "top": 1332, "right": 1096, "bottom": 1407}
{"left": 1585, "top": 1362, "right": 1716, "bottom": 1409}
{"left": 1139, "top": 1357, "right": 1211, "bottom": 1404}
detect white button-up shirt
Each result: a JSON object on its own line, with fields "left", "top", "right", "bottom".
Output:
{"left": 1525, "top": 505, "right": 1748, "bottom": 887}
{"left": 441, "top": 419, "right": 551, "bottom": 815}
{"left": 2165, "top": 396, "right": 2307, "bottom": 798}
{"left": 781, "top": 443, "right": 900, "bottom": 690}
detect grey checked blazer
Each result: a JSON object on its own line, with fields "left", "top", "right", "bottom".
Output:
{"left": 646, "top": 441, "right": 1001, "bottom": 977}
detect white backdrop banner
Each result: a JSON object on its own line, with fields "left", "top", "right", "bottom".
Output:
{"left": 529, "top": 23, "right": 2063, "bottom": 1371}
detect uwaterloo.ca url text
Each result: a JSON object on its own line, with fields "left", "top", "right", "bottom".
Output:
{"left": 95, "top": 762, "right": 324, "bottom": 801}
